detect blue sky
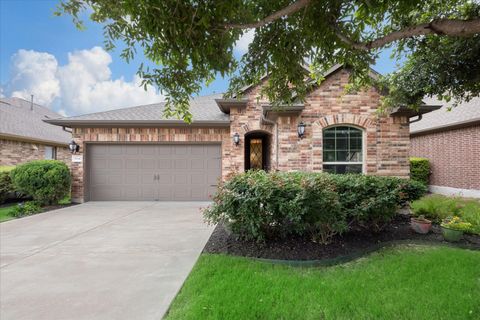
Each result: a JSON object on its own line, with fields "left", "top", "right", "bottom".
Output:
{"left": 1, "top": 0, "right": 403, "bottom": 116}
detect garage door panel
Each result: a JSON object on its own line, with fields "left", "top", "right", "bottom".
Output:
{"left": 158, "top": 159, "right": 172, "bottom": 169}
{"left": 107, "top": 174, "right": 122, "bottom": 185}
{"left": 125, "top": 159, "right": 139, "bottom": 169}
{"left": 107, "top": 159, "right": 122, "bottom": 169}
{"left": 88, "top": 144, "right": 221, "bottom": 201}
{"left": 141, "top": 159, "right": 155, "bottom": 169}
{"left": 158, "top": 173, "right": 173, "bottom": 184}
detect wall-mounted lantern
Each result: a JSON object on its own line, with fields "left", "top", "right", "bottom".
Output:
{"left": 233, "top": 132, "right": 240, "bottom": 146}
{"left": 297, "top": 122, "right": 306, "bottom": 139}
{"left": 69, "top": 140, "right": 80, "bottom": 154}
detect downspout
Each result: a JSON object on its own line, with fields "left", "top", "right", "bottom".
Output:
{"left": 261, "top": 113, "right": 278, "bottom": 171}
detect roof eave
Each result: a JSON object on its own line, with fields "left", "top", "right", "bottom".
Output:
{"left": 410, "top": 117, "right": 480, "bottom": 136}
{"left": 214, "top": 99, "right": 248, "bottom": 114}
{"left": 0, "top": 133, "right": 69, "bottom": 146}
{"left": 261, "top": 104, "right": 305, "bottom": 121}
{"left": 43, "top": 119, "right": 230, "bottom": 128}
{"left": 390, "top": 104, "right": 443, "bottom": 117}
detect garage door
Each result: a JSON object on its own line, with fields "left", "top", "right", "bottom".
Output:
{"left": 87, "top": 144, "right": 221, "bottom": 201}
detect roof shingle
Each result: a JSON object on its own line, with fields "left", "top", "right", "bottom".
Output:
{"left": 410, "top": 97, "right": 480, "bottom": 134}
{"left": 0, "top": 97, "right": 71, "bottom": 145}
{"left": 46, "top": 94, "right": 229, "bottom": 125}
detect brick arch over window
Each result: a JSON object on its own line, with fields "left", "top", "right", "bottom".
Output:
{"left": 311, "top": 114, "right": 377, "bottom": 173}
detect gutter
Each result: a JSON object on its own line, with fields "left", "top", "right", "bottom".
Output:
{"left": 0, "top": 133, "right": 69, "bottom": 147}
{"left": 43, "top": 119, "right": 230, "bottom": 128}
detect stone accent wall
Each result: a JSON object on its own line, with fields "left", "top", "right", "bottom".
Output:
{"left": 0, "top": 139, "right": 71, "bottom": 167}
{"left": 70, "top": 127, "right": 231, "bottom": 202}
{"left": 411, "top": 125, "right": 480, "bottom": 190}
{"left": 230, "top": 68, "right": 410, "bottom": 177}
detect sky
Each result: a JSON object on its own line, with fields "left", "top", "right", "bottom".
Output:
{"left": 1, "top": 0, "right": 404, "bottom": 117}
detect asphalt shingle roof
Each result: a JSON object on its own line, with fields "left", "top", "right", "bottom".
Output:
{"left": 0, "top": 97, "right": 71, "bottom": 145}
{"left": 410, "top": 97, "right": 480, "bottom": 134}
{"left": 47, "top": 94, "right": 229, "bottom": 124}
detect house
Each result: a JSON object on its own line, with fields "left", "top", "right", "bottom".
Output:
{"left": 45, "top": 65, "right": 439, "bottom": 203}
{"left": 410, "top": 97, "right": 480, "bottom": 198}
{"left": 0, "top": 97, "right": 72, "bottom": 166}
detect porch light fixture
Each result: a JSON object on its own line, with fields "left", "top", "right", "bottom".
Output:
{"left": 297, "top": 122, "right": 306, "bottom": 139}
{"left": 69, "top": 140, "right": 80, "bottom": 154}
{"left": 233, "top": 132, "right": 240, "bottom": 146}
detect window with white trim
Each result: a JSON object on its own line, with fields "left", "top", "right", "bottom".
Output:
{"left": 323, "top": 126, "right": 363, "bottom": 174}
{"left": 44, "top": 146, "right": 57, "bottom": 160}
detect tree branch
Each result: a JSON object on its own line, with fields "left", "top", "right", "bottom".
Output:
{"left": 334, "top": 18, "right": 480, "bottom": 50}
{"left": 224, "top": 0, "right": 311, "bottom": 29}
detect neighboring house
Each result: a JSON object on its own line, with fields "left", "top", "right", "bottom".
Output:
{"left": 45, "top": 65, "right": 439, "bottom": 203}
{"left": 0, "top": 97, "right": 72, "bottom": 166}
{"left": 410, "top": 97, "right": 480, "bottom": 198}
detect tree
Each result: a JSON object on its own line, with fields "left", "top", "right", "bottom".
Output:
{"left": 57, "top": 0, "right": 480, "bottom": 120}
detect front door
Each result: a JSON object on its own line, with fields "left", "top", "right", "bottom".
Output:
{"left": 245, "top": 133, "right": 269, "bottom": 171}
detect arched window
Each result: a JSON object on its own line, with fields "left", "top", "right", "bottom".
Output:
{"left": 323, "top": 126, "right": 363, "bottom": 174}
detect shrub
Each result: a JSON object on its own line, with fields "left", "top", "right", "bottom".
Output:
{"left": 11, "top": 201, "right": 42, "bottom": 217}
{"left": 411, "top": 195, "right": 480, "bottom": 235}
{"left": 410, "top": 157, "right": 430, "bottom": 185}
{"left": 204, "top": 171, "right": 406, "bottom": 242}
{"left": 397, "top": 179, "right": 428, "bottom": 204}
{"left": 10, "top": 160, "right": 71, "bottom": 205}
{"left": 0, "top": 171, "right": 14, "bottom": 204}
{"left": 329, "top": 174, "right": 400, "bottom": 232}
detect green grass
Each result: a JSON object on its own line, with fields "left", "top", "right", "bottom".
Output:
{"left": 166, "top": 246, "right": 480, "bottom": 320}
{"left": 0, "top": 204, "right": 16, "bottom": 222}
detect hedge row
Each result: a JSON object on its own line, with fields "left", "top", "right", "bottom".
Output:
{"left": 203, "top": 171, "right": 427, "bottom": 243}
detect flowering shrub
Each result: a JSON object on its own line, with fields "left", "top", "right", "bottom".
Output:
{"left": 441, "top": 216, "right": 472, "bottom": 232}
{"left": 203, "top": 171, "right": 418, "bottom": 243}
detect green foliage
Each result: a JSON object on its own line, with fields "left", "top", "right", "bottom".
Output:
{"left": 0, "top": 166, "right": 15, "bottom": 172}
{"left": 56, "top": 0, "right": 480, "bottom": 121}
{"left": 409, "top": 157, "right": 431, "bottom": 185}
{"left": 397, "top": 179, "right": 428, "bottom": 204}
{"left": 441, "top": 216, "right": 472, "bottom": 232}
{"left": 10, "top": 160, "right": 71, "bottom": 205}
{"left": 329, "top": 174, "right": 402, "bottom": 232}
{"left": 204, "top": 171, "right": 413, "bottom": 242}
{"left": 411, "top": 195, "right": 480, "bottom": 235}
{"left": 0, "top": 171, "right": 14, "bottom": 204}
{"left": 11, "top": 201, "right": 42, "bottom": 218}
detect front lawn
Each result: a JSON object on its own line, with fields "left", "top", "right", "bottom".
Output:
{"left": 0, "top": 204, "right": 16, "bottom": 222}
{"left": 166, "top": 245, "right": 480, "bottom": 320}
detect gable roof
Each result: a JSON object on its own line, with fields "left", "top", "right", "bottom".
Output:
{"left": 45, "top": 94, "right": 229, "bottom": 127}
{"left": 410, "top": 96, "right": 480, "bottom": 135}
{"left": 0, "top": 97, "right": 71, "bottom": 145}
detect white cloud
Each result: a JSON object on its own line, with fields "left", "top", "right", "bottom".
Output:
{"left": 234, "top": 29, "right": 255, "bottom": 54}
{"left": 6, "top": 49, "right": 60, "bottom": 106}
{"left": 2, "top": 47, "right": 164, "bottom": 116}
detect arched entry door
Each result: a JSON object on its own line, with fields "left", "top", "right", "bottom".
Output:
{"left": 245, "top": 131, "right": 271, "bottom": 171}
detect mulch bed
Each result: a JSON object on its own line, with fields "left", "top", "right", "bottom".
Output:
{"left": 203, "top": 214, "right": 480, "bottom": 261}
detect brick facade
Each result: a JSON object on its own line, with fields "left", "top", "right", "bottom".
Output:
{"left": 70, "top": 68, "right": 410, "bottom": 202}
{"left": 230, "top": 68, "right": 410, "bottom": 176}
{"left": 0, "top": 139, "right": 71, "bottom": 167}
{"left": 411, "top": 125, "right": 480, "bottom": 190}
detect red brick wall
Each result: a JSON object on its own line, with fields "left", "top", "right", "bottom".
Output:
{"left": 0, "top": 139, "right": 71, "bottom": 167}
{"left": 410, "top": 125, "right": 480, "bottom": 190}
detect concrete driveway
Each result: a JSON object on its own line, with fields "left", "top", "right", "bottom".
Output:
{"left": 0, "top": 202, "right": 214, "bottom": 320}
